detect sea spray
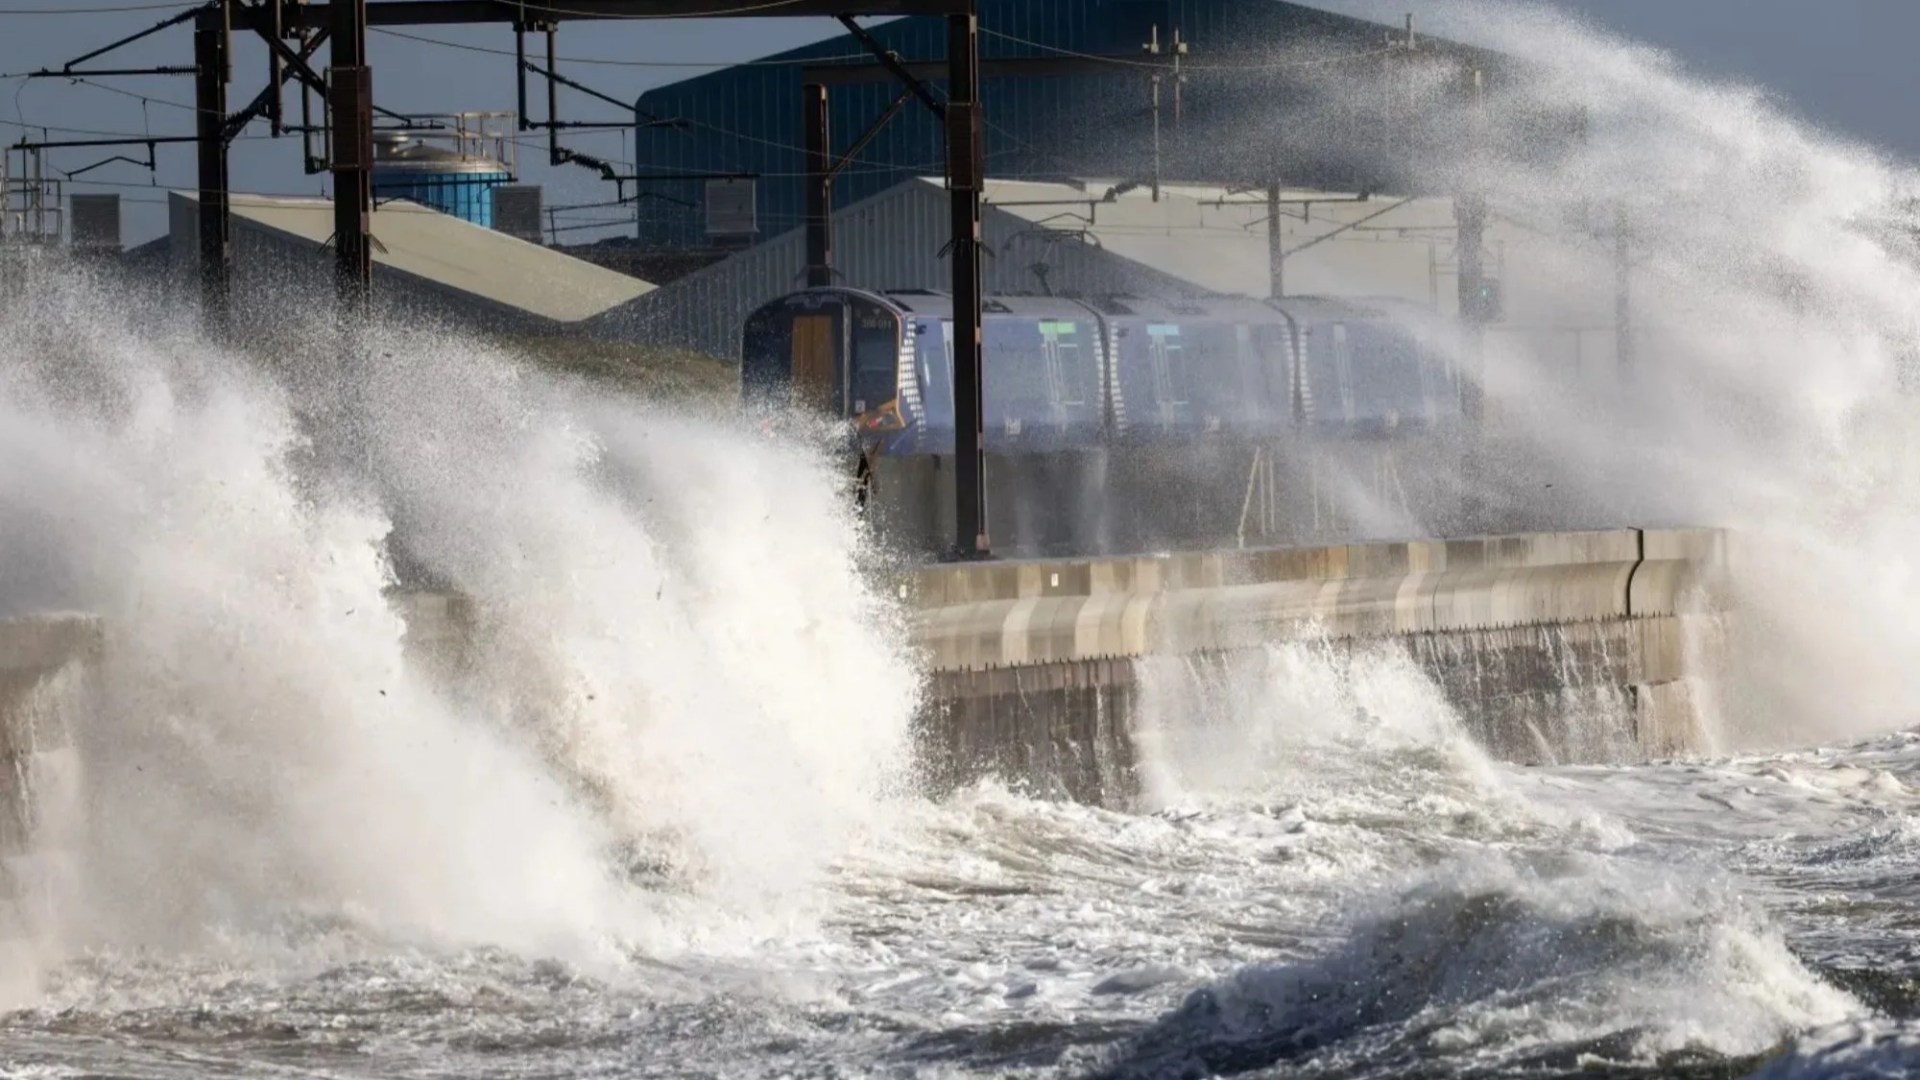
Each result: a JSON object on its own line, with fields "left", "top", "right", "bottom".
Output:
{"left": 1203, "top": 2, "right": 1920, "bottom": 751}
{"left": 0, "top": 267, "right": 921, "bottom": 985}
{"left": 348, "top": 321, "right": 921, "bottom": 922}
{"left": 1131, "top": 637, "right": 1511, "bottom": 818}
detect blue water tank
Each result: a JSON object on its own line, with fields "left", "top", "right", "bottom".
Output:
{"left": 370, "top": 131, "right": 512, "bottom": 228}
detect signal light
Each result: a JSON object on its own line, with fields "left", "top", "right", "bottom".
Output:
{"left": 1468, "top": 279, "right": 1503, "bottom": 322}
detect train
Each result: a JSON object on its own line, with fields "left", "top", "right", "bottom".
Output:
{"left": 740, "top": 286, "right": 1471, "bottom": 555}
{"left": 741, "top": 286, "right": 1465, "bottom": 453}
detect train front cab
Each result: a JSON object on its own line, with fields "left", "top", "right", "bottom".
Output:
{"left": 740, "top": 287, "right": 908, "bottom": 438}
{"left": 740, "top": 287, "right": 910, "bottom": 515}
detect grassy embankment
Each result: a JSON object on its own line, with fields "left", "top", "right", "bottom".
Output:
{"left": 490, "top": 334, "right": 737, "bottom": 408}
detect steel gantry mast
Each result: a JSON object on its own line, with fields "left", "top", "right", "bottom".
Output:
{"left": 12, "top": 0, "right": 995, "bottom": 559}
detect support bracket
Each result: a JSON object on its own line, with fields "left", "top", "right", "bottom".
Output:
{"left": 837, "top": 14, "right": 946, "bottom": 117}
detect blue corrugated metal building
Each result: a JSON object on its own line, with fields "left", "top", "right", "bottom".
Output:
{"left": 632, "top": 0, "right": 1508, "bottom": 251}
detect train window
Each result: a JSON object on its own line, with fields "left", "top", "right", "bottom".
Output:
{"left": 917, "top": 322, "right": 934, "bottom": 404}
{"left": 985, "top": 323, "right": 1053, "bottom": 405}
{"left": 850, "top": 304, "right": 901, "bottom": 414}
{"left": 1346, "top": 321, "right": 1429, "bottom": 423}
{"left": 853, "top": 324, "right": 898, "bottom": 374}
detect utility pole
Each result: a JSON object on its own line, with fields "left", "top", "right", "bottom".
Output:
{"left": 803, "top": 80, "right": 832, "bottom": 288}
{"left": 1141, "top": 26, "right": 1186, "bottom": 202}
{"left": 1455, "top": 65, "right": 1488, "bottom": 427}
{"left": 1267, "top": 180, "right": 1284, "bottom": 298}
{"left": 1614, "top": 201, "right": 1632, "bottom": 375}
{"left": 1145, "top": 26, "right": 1161, "bottom": 201}
{"left": 329, "top": 0, "right": 372, "bottom": 313}
{"left": 1171, "top": 27, "right": 1186, "bottom": 135}
{"left": 194, "top": 5, "right": 230, "bottom": 334}
{"left": 948, "top": 8, "right": 989, "bottom": 557}
{"left": 1397, "top": 14, "right": 1416, "bottom": 163}
{"left": 1452, "top": 63, "right": 1491, "bottom": 534}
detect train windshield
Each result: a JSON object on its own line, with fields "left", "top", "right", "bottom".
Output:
{"left": 740, "top": 307, "right": 785, "bottom": 407}
{"left": 849, "top": 299, "right": 901, "bottom": 415}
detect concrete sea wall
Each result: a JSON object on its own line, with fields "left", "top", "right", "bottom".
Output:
{"left": 906, "top": 527, "right": 1727, "bottom": 803}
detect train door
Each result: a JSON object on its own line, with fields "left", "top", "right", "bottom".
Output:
{"left": 789, "top": 302, "right": 845, "bottom": 414}
{"left": 1145, "top": 322, "right": 1188, "bottom": 438}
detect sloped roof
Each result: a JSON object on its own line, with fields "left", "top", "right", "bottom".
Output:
{"left": 175, "top": 192, "right": 654, "bottom": 324}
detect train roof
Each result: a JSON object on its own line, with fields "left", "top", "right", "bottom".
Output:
{"left": 1079, "top": 295, "right": 1281, "bottom": 322}
{"left": 1270, "top": 295, "right": 1439, "bottom": 323}
{"left": 753, "top": 286, "right": 1442, "bottom": 327}
{"left": 882, "top": 290, "right": 1089, "bottom": 321}
{"left": 889, "top": 291, "right": 1438, "bottom": 326}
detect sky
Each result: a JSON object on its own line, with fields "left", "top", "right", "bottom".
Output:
{"left": 0, "top": 0, "right": 1913, "bottom": 246}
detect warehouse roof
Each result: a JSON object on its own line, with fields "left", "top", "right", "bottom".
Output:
{"left": 171, "top": 191, "right": 654, "bottom": 324}
{"left": 966, "top": 177, "right": 1458, "bottom": 299}
{"left": 638, "top": 2, "right": 1497, "bottom": 104}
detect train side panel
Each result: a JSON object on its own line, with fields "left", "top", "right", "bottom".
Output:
{"left": 982, "top": 313, "right": 1103, "bottom": 452}
{"left": 1106, "top": 310, "right": 1287, "bottom": 443}
{"left": 1282, "top": 302, "right": 1461, "bottom": 439}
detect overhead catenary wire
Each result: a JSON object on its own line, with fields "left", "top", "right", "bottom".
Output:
{"left": 371, "top": 26, "right": 871, "bottom": 68}
{"left": 57, "top": 75, "right": 203, "bottom": 115}
{"left": 424, "top": 0, "right": 815, "bottom": 20}
{"left": 0, "top": 1, "right": 202, "bottom": 13}
{"left": 0, "top": 114, "right": 277, "bottom": 140}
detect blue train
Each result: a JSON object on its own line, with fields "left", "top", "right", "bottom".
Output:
{"left": 740, "top": 287, "right": 1464, "bottom": 455}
